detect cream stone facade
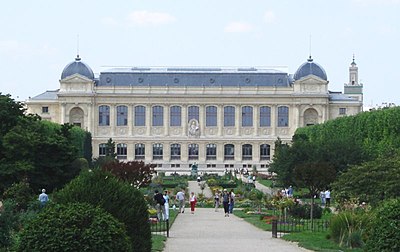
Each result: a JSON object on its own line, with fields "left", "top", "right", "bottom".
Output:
{"left": 26, "top": 56, "right": 363, "bottom": 172}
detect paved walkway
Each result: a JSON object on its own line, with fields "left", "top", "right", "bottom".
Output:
{"left": 187, "top": 180, "right": 213, "bottom": 198}
{"left": 163, "top": 208, "right": 311, "bottom": 252}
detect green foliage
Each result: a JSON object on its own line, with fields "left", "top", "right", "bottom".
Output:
{"left": 16, "top": 203, "right": 132, "bottom": 252}
{"left": 0, "top": 93, "right": 25, "bottom": 140}
{"left": 288, "top": 204, "right": 323, "bottom": 219}
{"left": 102, "top": 160, "right": 156, "bottom": 188}
{"left": 332, "top": 154, "right": 400, "bottom": 206}
{"left": 53, "top": 169, "right": 151, "bottom": 252}
{"left": 365, "top": 199, "right": 400, "bottom": 252}
{"left": 0, "top": 200, "right": 20, "bottom": 248}
{"left": 2, "top": 181, "right": 34, "bottom": 211}
{"left": 330, "top": 211, "right": 370, "bottom": 249}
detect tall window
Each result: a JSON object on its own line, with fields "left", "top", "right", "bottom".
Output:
{"left": 339, "top": 108, "right": 347, "bottom": 115}
{"left": 260, "top": 144, "right": 270, "bottom": 160}
{"left": 170, "top": 144, "right": 181, "bottom": 160}
{"left": 135, "top": 143, "right": 145, "bottom": 160}
{"left": 99, "top": 143, "right": 106, "bottom": 156}
{"left": 242, "top": 106, "right": 253, "bottom": 127}
{"left": 116, "top": 105, "right": 128, "bottom": 126}
{"left": 188, "top": 106, "right": 199, "bottom": 122}
{"left": 170, "top": 106, "right": 182, "bottom": 126}
{"left": 240, "top": 144, "right": 251, "bottom": 160}
{"left": 117, "top": 143, "right": 127, "bottom": 160}
{"left": 206, "top": 143, "right": 217, "bottom": 160}
{"left": 224, "top": 144, "right": 235, "bottom": 160}
{"left": 134, "top": 106, "right": 146, "bottom": 126}
{"left": 224, "top": 106, "right": 235, "bottom": 127}
{"left": 99, "top": 105, "right": 110, "bottom": 126}
{"left": 260, "top": 106, "right": 271, "bottom": 127}
{"left": 188, "top": 144, "right": 199, "bottom": 160}
{"left": 278, "top": 106, "right": 289, "bottom": 127}
{"left": 152, "top": 106, "right": 164, "bottom": 126}
{"left": 206, "top": 106, "right": 217, "bottom": 126}
{"left": 153, "top": 143, "right": 163, "bottom": 160}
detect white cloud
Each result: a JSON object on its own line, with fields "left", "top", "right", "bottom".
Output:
{"left": 224, "top": 22, "right": 254, "bottom": 33}
{"left": 127, "top": 10, "right": 176, "bottom": 26}
{"left": 263, "top": 10, "right": 276, "bottom": 24}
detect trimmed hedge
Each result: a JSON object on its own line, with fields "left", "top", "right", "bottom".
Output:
{"left": 17, "top": 203, "right": 131, "bottom": 252}
{"left": 288, "top": 204, "right": 322, "bottom": 219}
{"left": 53, "top": 169, "right": 151, "bottom": 252}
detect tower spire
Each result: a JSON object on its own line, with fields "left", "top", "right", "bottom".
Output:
{"left": 76, "top": 34, "right": 81, "bottom": 61}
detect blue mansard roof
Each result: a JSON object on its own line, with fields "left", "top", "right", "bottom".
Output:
{"left": 96, "top": 67, "right": 293, "bottom": 87}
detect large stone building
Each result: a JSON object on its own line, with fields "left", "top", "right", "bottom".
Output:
{"left": 26, "top": 55, "right": 363, "bottom": 172}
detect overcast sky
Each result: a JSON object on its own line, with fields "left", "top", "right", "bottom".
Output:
{"left": 1, "top": 0, "right": 399, "bottom": 108}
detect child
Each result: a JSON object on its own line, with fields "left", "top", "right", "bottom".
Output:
{"left": 189, "top": 192, "right": 197, "bottom": 214}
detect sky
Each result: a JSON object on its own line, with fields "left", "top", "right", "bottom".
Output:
{"left": 1, "top": 0, "right": 399, "bottom": 108}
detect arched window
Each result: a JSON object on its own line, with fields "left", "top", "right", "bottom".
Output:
{"left": 117, "top": 143, "right": 127, "bottom": 160}
{"left": 224, "top": 106, "right": 235, "bottom": 127}
{"left": 116, "top": 105, "right": 128, "bottom": 126}
{"left": 170, "top": 144, "right": 181, "bottom": 160}
{"left": 170, "top": 106, "right": 182, "bottom": 126}
{"left": 206, "top": 106, "right": 217, "bottom": 126}
{"left": 153, "top": 143, "right": 163, "bottom": 160}
{"left": 135, "top": 143, "right": 145, "bottom": 160}
{"left": 188, "top": 143, "right": 199, "bottom": 160}
{"left": 242, "top": 144, "right": 252, "bottom": 160}
{"left": 134, "top": 106, "right": 146, "bottom": 126}
{"left": 188, "top": 106, "right": 199, "bottom": 122}
{"left": 242, "top": 106, "right": 253, "bottom": 127}
{"left": 224, "top": 144, "right": 235, "bottom": 160}
{"left": 99, "top": 105, "right": 110, "bottom": 126}
{"left": 99, "top": 143, "right": 106, "bottom": 156}
{"left": 206, "top": 143, "right": 217, "bottom": 160}
{"left": 260, "top": 106, "right": 271, "bottom": 127}
{"left": 152, "top": 106, "right": 164, "bottom": 126}
{"left": 260, "top": 144, "right": 270, "bottom": 160}
{"left": 278, "top": 106, "right": 289, "bottom": 127}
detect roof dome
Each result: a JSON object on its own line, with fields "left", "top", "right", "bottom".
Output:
{"left": 61, "top": 55, "right": 94, "bottom": 80}
{"left": 294, "top": 56, "right": 327, "bottom": 81}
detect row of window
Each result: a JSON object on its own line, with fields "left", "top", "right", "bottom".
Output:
{"left": 98, "top": 105, "right": 290, "bottom": 127}
{"left": 99, "top": 143, "right": 271, "bottom": 161}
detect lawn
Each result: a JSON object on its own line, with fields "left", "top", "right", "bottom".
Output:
{"left": 257, "top": 179, "right": 273, "bottom": 188}
{"left": 282, "top": 231, "right": 363, "bottom": 252}
{"left": 151, "top": 235, "right": 167, "bottom": 252}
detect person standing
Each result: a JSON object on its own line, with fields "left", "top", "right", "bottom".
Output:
{"left": 229, "top": 189, "right": 235, "bottom": 214}
{"left": 175, "top": 188, "right": 185, "bottom": 213}
{"left": 222, "top": 189, "right": 230, "bottom": 217}
{"left": 163, "top": 190, "right": 170, "bottom": 220}
{"left": 153, "top": 190, "right": 166, "bottom": 221}
{"left": 325, "top": 189, "right": 331, "bottom": 208}
{"left": 189, "top": 192, "right": 197, "bottom": 214}
{"left": 38, "top": 189, "right": 49, "bottom": 207}
{"left": 214, "top": 189, "right": 220, "bottom": 212}
{"left": 320, "top": 190, "right": 326, "bottom": 207}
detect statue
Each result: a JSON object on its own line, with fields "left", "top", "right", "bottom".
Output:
{"left": 191, "top": 162, "right": 198, "bottom": 176}
{"left": 188, "top": 119, "right": 200, "bottom": 137}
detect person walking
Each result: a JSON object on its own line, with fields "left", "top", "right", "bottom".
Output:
{"left": 214, "top": 189, "right": 220, "bottom": 212}
{"left": 222, "top": 189, "right": 230, "bottom": 217}
{"left": 229, "top": 189, "right": 235, "bottom": 214}
{"left": 163, "top": 190, "right": 170, "bottom": 220}
{"left": 325, "top": 189, "right": 331, "bottom": 208}
{"left": 189, "top": 192, "right": 197, "bottom": 214}
{"left": 175, "top": 188, "right": 186, "bottom": 213}
{"left": 153, "top": 190, "right": 166, "bottom": 221}
{"left": 38, "top": 189, "right": 49, "bottom": 207}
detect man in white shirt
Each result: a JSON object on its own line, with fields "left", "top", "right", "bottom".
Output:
{"left": 325, "top": 190, "right": 331, "bottom": 207}
{"left": 175, "top": 189, "right": 185, "bottom": 213}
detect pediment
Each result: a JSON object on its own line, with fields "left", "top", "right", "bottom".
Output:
{"left": 296, "top": 75, "right": 328, "bottom": 85}
{"left": 60, "top": 74, "right": 93, "bottom": 84}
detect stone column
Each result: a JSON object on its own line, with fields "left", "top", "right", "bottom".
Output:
{"left": 110, "top": 104, "right": 115, "bottom": 137}
{"left": 164, "top": 105, "right": 170, "bottom": 136}
{"left": 217, "top": 104, "right": 223, "bottom": 136}
{"left": 199, "top": 104, "right": 205, "bottom": 137}
{"left": 271, "top": 105, "right": 277, "bottom": 137}
{"left": 182, "top": 105, "right": 188, "bottom": 136}
{"left": 235, "top": 105, "right": 240, "bottom": 136}
{"left": 146, "top": 105, "right": 151, "bottom": 136}
{"left": 254, "top": 105, "right": 259, "bottom": 136}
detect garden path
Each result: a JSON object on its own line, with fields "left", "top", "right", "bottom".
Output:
{"left": 187, "top": 180, "right": 213, "bottom": 198}
{"left": 163, "top": 208, "right": 311, "bottom": 252}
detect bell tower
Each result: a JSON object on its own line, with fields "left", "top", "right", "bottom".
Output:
{"left": 344, "top": 55, "right": 363, "bottom": 102}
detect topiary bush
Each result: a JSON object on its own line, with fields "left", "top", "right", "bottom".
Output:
{"left": 16, "top": 203, "right": 131, "bottom": 252}
{"left": 53, "top": 169, "right": 151, "bottom": 252}
{"left": 288, "top": 203, "right": 322, "bottom": 219}
{"left": 365, "top": 199, "right": 400, "bottom": 252}
{"left": 2, "top": 181, "right": 34, "bottom": 211}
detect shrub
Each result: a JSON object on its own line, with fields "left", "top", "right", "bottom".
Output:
{"left": 16, "top": 203, "right": 131, "bottom": 252}
{"left": 330, "top": 211, "right": 370, "bottom": 249}
{"left": 2, "top": 181, "right": 34, "bottom": 211}
{"left": 53, "top": 169, "right": 151, "bottom": 252}
{"left": 365, "top": 199, "right": 400, "bottom": 251}
{"left": 288, "top": 203, "right": 322, "bottom": 219}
